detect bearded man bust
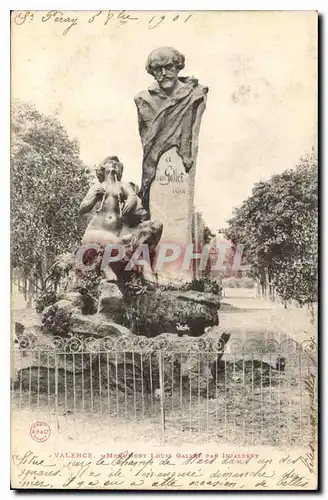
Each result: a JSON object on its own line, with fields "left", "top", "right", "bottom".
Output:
{"left": 134, "top": 46, "right": 209, "bottom": 215}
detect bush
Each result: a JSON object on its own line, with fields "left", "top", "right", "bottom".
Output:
{"left": 35, "top": 290, "right": 58, "bottom": 313}
{"left": 184, "top": 276, "right": 222, "bottom": 295}
{"left": 41, "top": 303, "right": 71, "bottom": 336}
{"left": 72, "top": 269, "right": 101, "bottom": 314}
{"left": 159, "top": 276, "right": 222, "bottom": 295}
{"left": 222, "top": 276, "right": 255, "bottom": 289}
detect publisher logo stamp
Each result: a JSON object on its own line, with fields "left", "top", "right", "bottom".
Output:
{"left": 30, "top": 422, "right": 51, "bottom": 443}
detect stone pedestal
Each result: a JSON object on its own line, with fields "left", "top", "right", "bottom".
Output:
{"left": 149, "top": 147, "right": 196, "bottom": 283}
{"left": 150, "top": 147, "right": 195, "bottom": 244}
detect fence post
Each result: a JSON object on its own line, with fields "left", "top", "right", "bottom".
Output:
{"left": 158, "top": 351, "right": 165, "bottom": 441}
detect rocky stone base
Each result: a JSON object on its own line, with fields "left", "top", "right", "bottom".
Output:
{"left": 40, "top": 279, "right": 220, "bottom": 339}
{"left": 123, "top": 287, "right": 220, "bottom": 337}
{"left": 13, "top": 323, "right": 230, "bottom": 397}
{"left": 13, "top": 273, "right": 225, "bottom": 400}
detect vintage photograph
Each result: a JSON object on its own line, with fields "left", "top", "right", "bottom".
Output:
{"left": 10, "top": 10, "right": 318, "bottom": 490}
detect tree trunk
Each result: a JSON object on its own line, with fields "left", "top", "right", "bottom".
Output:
{"left": 27, "top": 279, "right": 33, "bottom": 308}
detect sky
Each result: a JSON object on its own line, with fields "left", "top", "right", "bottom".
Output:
{"left": 11, "top": 10, "right": 317, "bottom": 230}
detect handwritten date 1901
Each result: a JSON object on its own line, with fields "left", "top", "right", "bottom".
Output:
{"left": 89, "top": 11, "right": 192, "bottom": 30}
{"left": 148, "top": 14, "right": 192, "bottom": 30}
{"left": 13, "top": 10, "right": 193, "bottom": 35}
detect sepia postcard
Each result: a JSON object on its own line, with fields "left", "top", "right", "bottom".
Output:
{"left": 10, "top": 10, "right": 318, "bottom": 490}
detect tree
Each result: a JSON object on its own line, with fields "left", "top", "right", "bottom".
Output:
{"left": 223, "top": 151, "right": 318, "bottom": 307}
{"left": 192, "top": 211, "right": 215, "bottom": 246}
{"left": 191, "top": 211, "right": 216, "bottom": 277}
{"left": 11, "top": 100, "right": 91, "bottom": 294}
{"left": 203, "top": 224, "right": 215, "bottom": 245}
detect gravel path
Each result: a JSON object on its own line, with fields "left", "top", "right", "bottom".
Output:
{"left": 219, "top": 289, "right": 316, "bottom": 345}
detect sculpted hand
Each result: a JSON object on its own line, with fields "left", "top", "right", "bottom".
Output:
{"left": 184, "top": 158, "right": 194, "bottom": 173}
{"left": 122, "top": 196, "right": 137, "bottom": 215}
{"left": 95, "top": 186, "right": 106, "bottom": 199}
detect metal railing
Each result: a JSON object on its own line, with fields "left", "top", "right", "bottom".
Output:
{"left": 11, "top": 333, "right": 317, "bottom": 445}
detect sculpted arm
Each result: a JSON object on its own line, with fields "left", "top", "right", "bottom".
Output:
{"left": 79, "top": 185, "right": 102, "bottom": 215}
{"left": 121, "top": 183, "right": 138, "bottom": 215}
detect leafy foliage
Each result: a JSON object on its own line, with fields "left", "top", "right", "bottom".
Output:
{"left": 72, "top": 269, "right": 101, "bottom": 314}
{"left": 222, "top": 276, "right": 255, "bottom": 289}
{"left": 203, "top": 225, "right": 215, "bottom": 245}
{"left": 159, "top": 275, "right": 221, "bottom": 296}
{"left": 184, "top": 276, "right": 222, "bottom": 295}
{"left": 35, "top": 290, "right": 59, "bottom": 314}
{"left": 11, "top": 100, "right": 90, "bottom": 293}
{"left": 41, "top": 303, "right": 72, "bottom": 337}
{"left": 223, "top": 151, "right": 318, "bottom": 306}
{"left": 192, "top": 212, "right": 215, "bottom": 245}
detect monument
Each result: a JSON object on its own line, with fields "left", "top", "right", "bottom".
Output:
{"left": 134, "top": 47, "right": 209, "bottom": 266}
{"left": 15, "top": 50, "right": 219, "bottom": 357}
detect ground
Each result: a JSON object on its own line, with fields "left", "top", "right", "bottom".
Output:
{"left": 220, "top": 288, "right": 316, "bottom": 345}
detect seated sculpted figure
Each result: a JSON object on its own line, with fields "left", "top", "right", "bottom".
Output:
{"left": 80, "top": 156, "right": 163, "bottom": 282}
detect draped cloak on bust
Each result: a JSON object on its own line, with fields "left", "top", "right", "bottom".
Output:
{"left": 134, "top": 76, "right": 208, "bottom": 214}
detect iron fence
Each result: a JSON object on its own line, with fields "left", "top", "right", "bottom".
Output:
{"left": 11, "top": 333, "right": 317, "bottom": 446}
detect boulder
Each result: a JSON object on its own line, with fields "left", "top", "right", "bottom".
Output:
{"left": 43, "top": 299, "right": 76, "bottom": 314}
{"left": 69, "top": 311, "right": 131, "bottom": 339}
{"left": 58, "top": 292, "right": 84, "bottom": 309}
{"left": 13, "top": 270, "right": 225, "bottom": 399}
{"left": 12, "top": 319, "right": 139, "bottom": 395}
{"left": 141, "top": 331, "right": 229, "bottom": 395}
{"left": 12, "top": 324, "right": 93, "bottom": 375}
{"left": 12, "top": 322, "right": 230, "bottom": 398}
{"left": 123, "top": 288, "right": 220, "bottom": 337}
{"left": 39, "top": 271, "right": 220, "bottom": 339}
{"left": 13, "top": 366, "right": 94, "bottom": 395}
{"left": 58, "top": 289, "right": 97, "bottom": 315}
{"left": 97, "top": 281, "right": 124, "bottom": 322}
